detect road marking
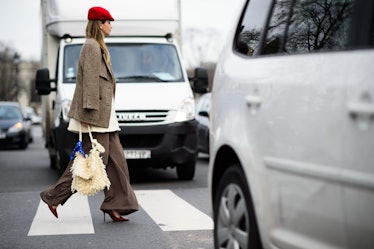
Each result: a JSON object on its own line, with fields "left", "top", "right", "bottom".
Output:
{"left": 28, "top": 189, "right": 213, "bottom": 236}
{"left": 135, "top": 189, "right": 213, "bottom": 231}
{"left": 28, "top": 194, "right": 94, "bottom": 236}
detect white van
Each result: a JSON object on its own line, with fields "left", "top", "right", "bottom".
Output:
{"left": 35, "top": 0, "right": 207, "bottom": 180}
{"left": 202, "top": 0, "right": 374, "bottom": 248}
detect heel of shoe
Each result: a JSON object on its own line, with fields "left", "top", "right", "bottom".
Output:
{"left": 48, "top": 205, "right": 58, "bottom": 218}
{"left": 101, "top": 209, "right": 129, "bottom": 222}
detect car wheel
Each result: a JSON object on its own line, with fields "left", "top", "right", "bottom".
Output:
{"left": 19, "top": 138, "right": 28, "bottom": 150}
{"left": 213, "top": 164, "right": 262, "bottom": 249}
{"left": 176, "top": 158, "right": 196, "bottom": 180}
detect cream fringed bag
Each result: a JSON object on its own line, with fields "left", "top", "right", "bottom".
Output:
{"left": 70, "top": 125, "right": 111, "bottom": 196}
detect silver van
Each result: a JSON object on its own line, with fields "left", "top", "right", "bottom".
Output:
{"left": 203, "top": 0, "right": 374, "bottom": 248}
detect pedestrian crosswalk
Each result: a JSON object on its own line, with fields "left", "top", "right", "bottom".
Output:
{"left": 28, "top": 194, "right": 94, "bottom": 236}
{"left": 28, "top": 189, "right": 213, "bottom": 236}
{"left": 136, "top": 189, "right": 213, "bottom": 231}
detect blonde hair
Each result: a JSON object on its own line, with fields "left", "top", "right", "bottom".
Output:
{"left": 85, "top": 20, "right": 111, "bottom": 64}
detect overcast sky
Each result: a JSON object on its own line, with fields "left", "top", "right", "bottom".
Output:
{"left": 0, "top": 0, "right": 244, "bottom": 61}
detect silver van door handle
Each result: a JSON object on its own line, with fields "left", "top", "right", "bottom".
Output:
{"left": 246, "top": 95, "right": 262, "bottom": 114}
{"left": 348, "top": 102, "right": 374, "bottom": 117}
{"left": 246, "top": 95, "right": 262, "bottom": 106}
{"left": 348, "top": 101, "right": 374, "bottom": 130}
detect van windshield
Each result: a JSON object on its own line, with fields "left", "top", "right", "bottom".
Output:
{"left": 63, "top": 43, "right": 184, "bottom": 83}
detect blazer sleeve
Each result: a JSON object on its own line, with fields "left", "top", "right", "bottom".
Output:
{"left": 81, "top": 40, "right": 101, "bottom": 110}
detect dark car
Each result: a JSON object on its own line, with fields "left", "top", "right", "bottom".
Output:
{"left": 195, "top": 93, "right": 211, "bottom": 155}
{"left": 0, "top": 102, "right": 32, "bottom": 149}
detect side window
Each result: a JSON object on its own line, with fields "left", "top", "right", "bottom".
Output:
{"left": 234, "top": 0, "right": 273, "bottom": 56}
{"left": 263, "top": 0, "right": 355, "bottom": 55}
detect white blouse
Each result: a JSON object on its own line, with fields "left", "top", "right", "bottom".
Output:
{"left": 68, "top": 98, "right": 120, "bottom": 133}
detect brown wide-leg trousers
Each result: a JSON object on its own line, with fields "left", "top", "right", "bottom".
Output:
{"left": 40, "top": 131, "right": 138, "bottom": 215}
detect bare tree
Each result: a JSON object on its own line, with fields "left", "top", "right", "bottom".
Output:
{"left": 0, "top": 42, "right": 22, "bottom": 101}
{"left": 264, "top": 0, "right": 353, "bottom": 54}
{"left": 183, "top": 27, "right": 223, "bottom": 69}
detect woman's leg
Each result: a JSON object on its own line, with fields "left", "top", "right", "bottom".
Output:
{"left": 40, "top": 133, "right": 92, "bottom": 207}
{"left": 96, "top": 132, "right": 138, "bottom": 215}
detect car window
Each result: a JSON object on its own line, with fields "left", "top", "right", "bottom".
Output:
{"left": 0, "top": 106, "right": 22, "bottom": 120}
{"left": 263, "top": 0, "right": 355, "bottom": 55}
{"left": 235, "top": 0, "right": 273, "bottom": 56}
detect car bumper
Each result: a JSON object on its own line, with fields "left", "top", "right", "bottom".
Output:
{"left": 0, "top": 130, "right": 27, "bottom": 146}
{"left": 119, "top": 120, "right": 198, "bottom": 168}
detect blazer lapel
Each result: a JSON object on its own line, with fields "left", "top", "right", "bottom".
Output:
{"left": 102, "top": 53, "right": 116, "bottom": 96}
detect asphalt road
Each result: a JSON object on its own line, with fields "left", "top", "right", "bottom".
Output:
{"left": 0, "top": 126, "right": 213, "bottom": 249}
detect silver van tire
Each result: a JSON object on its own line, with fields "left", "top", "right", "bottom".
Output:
{"left": 213, "top": 164, "right": 262, "bottom": 249}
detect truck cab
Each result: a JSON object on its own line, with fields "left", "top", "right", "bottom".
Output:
{"left": 35, "top": 0, "right": 208, "bottom": 180}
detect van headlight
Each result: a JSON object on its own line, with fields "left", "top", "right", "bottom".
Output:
{"left": 175, "top": 97, "right": 195, "bottom": 122}
{"left": 61, "top": 99, "right": 72, "bottom": 122}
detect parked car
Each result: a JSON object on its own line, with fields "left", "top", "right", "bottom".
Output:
{"left": 195, "top": 93, "right": 211, "bottom": 155}
{"left": 23, "top": 106, "right": 42, "bottom": 125}
{"left": 0, "top": 102, "right": 32, "bottom": 149}
{"left": 200, "top": 0, "right": 374, "bottom": 249}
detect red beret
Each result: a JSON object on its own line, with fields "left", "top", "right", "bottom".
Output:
{"left": 88, "top": 7, "right": 114, "bottom": 21}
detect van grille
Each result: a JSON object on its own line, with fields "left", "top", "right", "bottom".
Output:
{"left": 116, "top": 110, "right": 168, "bottom": 124}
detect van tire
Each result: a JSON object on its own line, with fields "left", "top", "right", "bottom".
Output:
{"left": 176, "top": 159, "right": 196, "bottom": 180}
{"left": 213, "top": 164, "right": 262, "bottom": 249}
{"left": 49, "top": 154, "right": 57, "bottom": 169}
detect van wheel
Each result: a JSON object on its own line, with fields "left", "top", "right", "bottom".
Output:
{"left": 49, "top": 154, "right": 57, "bottom": 169}
{"left": 213, "top": 164, "right": 262, "bottom": 249}
{"left": 176, "top": 159, "right": 196, "bottom": 180}
{"left": 56, "top": 150, "right": 69, "bottom": 175}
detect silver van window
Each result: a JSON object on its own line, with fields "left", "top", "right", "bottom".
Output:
{"left": 263, "top": 0, "right": 354, "bottom": 55}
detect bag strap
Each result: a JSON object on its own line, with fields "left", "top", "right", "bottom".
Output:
{"left": 87, "top": 125, "right": 94, "bottom": 142}
{"left": 79, "top": 122, "right": 93, "bottom": 142}
{"left": 79, "top": 122, "right": 83, "bottom": 141}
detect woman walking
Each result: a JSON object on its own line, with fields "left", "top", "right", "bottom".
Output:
{"left": 40, "top": 6, "right": 138, "bottom": 222}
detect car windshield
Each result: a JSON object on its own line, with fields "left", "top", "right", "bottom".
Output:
{"left": 63, "top": 43, "right": 184, "bottom": 83}
{"left": 0, "top": 105, "right": 22, "bottom": 120}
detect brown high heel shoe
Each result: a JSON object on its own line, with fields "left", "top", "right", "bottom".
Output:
{"left": 48, "top": 205, "right": 58, "bottom": 218}
{"left": 102, "top": 210, "right": 129, "bottom": 222}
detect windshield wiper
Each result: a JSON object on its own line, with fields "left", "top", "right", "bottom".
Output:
{"left": 116, "top": 75, "right": 167, "bottom": 82}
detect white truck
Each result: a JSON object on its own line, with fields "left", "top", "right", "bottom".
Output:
{"left": 35, "top": 0, "right": 207, "bottom": 180}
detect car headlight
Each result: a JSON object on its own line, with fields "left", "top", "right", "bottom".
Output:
{"left": 175, "top": 97, "right": 195, "bottom": 122}
{"left": 8, "top": 122, "right": 23, "bottom": 133}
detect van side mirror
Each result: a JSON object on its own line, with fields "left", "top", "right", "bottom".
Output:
{"left": 35, "top": 68, "right": 56, "bottom": 95}
{"left": 190, "top": 67, "right": 208, "bottom": 94}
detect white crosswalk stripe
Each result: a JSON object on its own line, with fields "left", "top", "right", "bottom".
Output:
{"left": 136, "top": 189, "right": 213, "bottom": 231}
{"left": 28, "top": 189, "right": 213, "bottom": 236}
{"left": 28, "top": 194, "right": 94, "bottom": 236}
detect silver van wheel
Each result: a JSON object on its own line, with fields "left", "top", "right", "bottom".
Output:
{"left": 213, "top": 165, "right": 262, "bottom": 249}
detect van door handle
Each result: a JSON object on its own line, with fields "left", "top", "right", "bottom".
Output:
{"left": 246, "top": 95, "right": 262, "bottom": 114}
{"left": 348, "top": 101, "right": 374, "bottom": 130}
{"left": 246, "top": 95, "right": 262, "bottom": 106}
{"left": 348, "top": 102, "right": 374, "bottom": 117}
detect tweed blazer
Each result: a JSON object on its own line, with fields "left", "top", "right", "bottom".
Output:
{"left": 68, "top": 38, "right": 116, "bottom": 128}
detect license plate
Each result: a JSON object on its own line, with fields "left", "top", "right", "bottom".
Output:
{"left": 124, "top": 150, "right": 151, "bottom": 159}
